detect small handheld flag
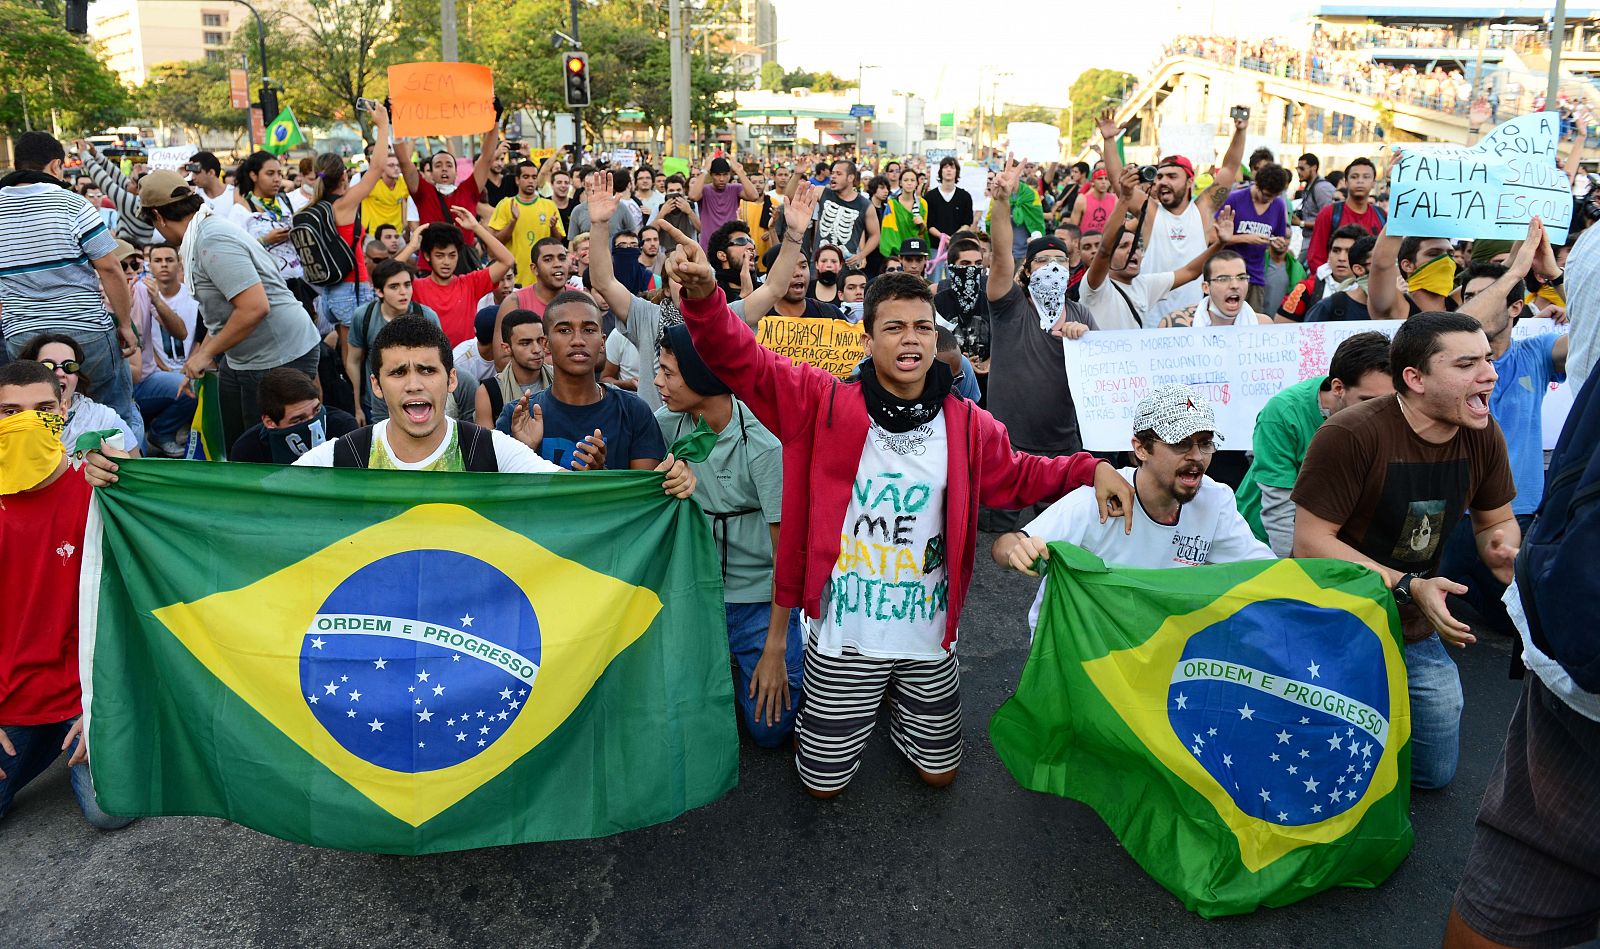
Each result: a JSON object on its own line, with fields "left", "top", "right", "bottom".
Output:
{"left": 263, "top": 107, "right": 305, "bottom": 156}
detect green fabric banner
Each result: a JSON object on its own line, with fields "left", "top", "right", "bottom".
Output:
{"left": 82, "top": 461, "right": 735, "bottom": 854}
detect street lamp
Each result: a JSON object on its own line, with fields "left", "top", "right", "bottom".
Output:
{"left": 857, "top": 63, "right": 880, "bottom": 155}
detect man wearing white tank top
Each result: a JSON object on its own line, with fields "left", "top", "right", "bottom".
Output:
{"left": 1140, "top": 113, "right": 1248, "bottom": 322}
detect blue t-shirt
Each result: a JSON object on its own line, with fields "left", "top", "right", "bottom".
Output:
{"left": 1220, "top": 187, "right": 1288, "bottom": 287}
{"left": 1491, "top": 333, "right": 1564, "bottom": 515}
{"left": 496, "top": 384, "right": 666, "bottom": 470}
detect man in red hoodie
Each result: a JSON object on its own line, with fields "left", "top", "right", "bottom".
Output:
{"left": 670, "top": 184, "right": 1134, "bottom": 798}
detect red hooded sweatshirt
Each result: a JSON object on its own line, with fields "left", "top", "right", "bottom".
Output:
{"left": 679, "top": 287, "right": 1107, "bottom": 651}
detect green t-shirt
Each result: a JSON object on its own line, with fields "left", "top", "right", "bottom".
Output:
{"left": 655, "top": 401, "right": 783, "bottom": 603}
{"left": 1236, "top": 375, "right": 1327, "bottom": 541}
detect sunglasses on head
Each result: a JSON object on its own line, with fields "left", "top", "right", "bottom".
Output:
{"left": 40, "top": 359, "right": 81, "bottom": 374}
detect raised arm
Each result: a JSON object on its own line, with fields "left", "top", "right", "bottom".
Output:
{"left": 1097, "top": 110, "right": 1124, "bottom": 193}
{"left": 337, "top": 104, "right": 390, "bottom": 214}
{"left": 687, "top": 153, "right": 710, "bottom": 201}
{"left": 987, "top": 154, "right": 1023, "bottom": 301}
{"left": 395, "top": 139, "right": 423, "bottom": 194}
{"left": 1085, "top": 167, "right": 1144, "bottom": 292}
{"left": 1207, "top": 112, "right": 1249, "bottom": 196}
{"left": 1366, "top": 228, "right": 1408, "bottom": 320}
{"left": 729, "top": 156, "right": 759, "bottom": 201}
{"left": 723, "top": 184, "right": 819, "bottom": 329}
{"left": 1459, "top": 220, "right": 1542, "bottom": 325}
{"left": 451, "top": 205, "right": 514, "bottom": 283}
{"left": 472, "top": 121, "right": 501, "bottom": 191}
{"left": 583, "top": 171, "right": 640, "bottom": 318}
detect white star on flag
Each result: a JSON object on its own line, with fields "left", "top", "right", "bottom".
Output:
{"left": 1327, "top": 734, "right": 1342, "bottom": 751}
{"left": 452, "top": 654, "right": 460, "bottom": 662}
{"left": 432, "top": 685, "right": 445, "bottom": 696}
{"left": 417, "top": 671, "right": 430, "bottom": 682}
{"left": 1277, "top": 811, "right": 1288, "bottom": 822}
{"left": 1238, "top": 703, "right": 1254, "bottom": 720}
{"left": 417, "top": 709, "right": 434, "bottom": 722}
{"left": 479, "top": 725, "right": 490, "bottom": 734}
{"left": 477, "top": 739, "right": 486, "bottom": 747}
{"left": 1258, "top": 788, "right": 1271, "bottom": 802}
{"left": 373, "top": 658, "right": 387, "bottom": 670}
{"left": 500, "top": 688, "right": 514, "bottom": 701}
{"left": 1311, "top": 804, "right": 1322, "bottom": 814}
{"left": 1175, "top": 693, "right": 1188, "bottom": 710}
{"left": 456, "top": 732, "right": 467, "bottom": 741}
{"left": 1286, "top": 765, "right": 1298, "bottom": 775}
{"left": 1299, "top": 717, "right": 1310, "bottom": 725}
{"left": 1307, "top": 661, "right": 1321, "bottom": 679}
{"left": 1299, "top": 748, "right": 1310, "bottom": 759}
{"left": 346, "top": 709, "right": 356, "bottom": 718}
{"left": 1207, "top": 727, "right": 1217, "bottom": 737}
{"left": 324, "top": 681, "right": 339, "bottom": 695}
{"left": 460, "top": 614, "right": 474, "bottom": 627}
{"left": 1276, "top": 730, "right": 1292, "bottom": 744}
{"left": 508, "top": 699, "right": 521, "bottom": 709}
{"left": 1269, "top": 752, "right": 1280, "bottom": 762}
{"left": 1222, "top": 754, "right": 1232, "bottom": 766}
{"left": 1362, "top": 742, "right": 1373, "bottom": 758}
{"left": 1303, "top": 776, "right": 1320, "bottom": 792}
{"left": 311, "top": 637, "right": 325, "bottom": 650}
{"left": 306, "top": 694, "right": 318, "bottom": 704}
{"left": 348, "top": 689, "right": 362, "bottom": 702}
{"left": 368, "top": 718, "right": 384, "bottom": 732}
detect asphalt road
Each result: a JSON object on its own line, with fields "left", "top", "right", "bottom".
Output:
{"left": 0, "top": 536, "right": 1524, "bottom": 949}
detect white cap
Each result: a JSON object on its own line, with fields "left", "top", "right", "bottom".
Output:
{"left": 1132, "top": 383, "right": 1221, "bottom": 444}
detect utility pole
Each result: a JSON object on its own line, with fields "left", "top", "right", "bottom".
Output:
{"left": 442, "top": 0, "right": 461, "bottom": 156}
{"left": 670, "top": 0, "right": 690, "bottom": 157}
{"left": 1548, "top": 0, "right": 1569, "bottom": 107}
{"left": 570, "top": 0, "right": 584, "bottom": 161}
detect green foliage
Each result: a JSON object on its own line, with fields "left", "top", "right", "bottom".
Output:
{"left": 759, "top": 61, "right": 785, "bottom": 93}
{"left": 0, "top": 0, "right": 131, "bottom": 135}
{"left": 1066, "top": 68, "right": 1138, "bottom": 151}
{"left": 135, "top": 61, "right": 240, "bottom": 143}
{"left": 778, "top": 68, "right": 857, "bottom": 93}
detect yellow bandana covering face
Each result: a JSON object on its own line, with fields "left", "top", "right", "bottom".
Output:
{"left": 0, "top": 410, "right": 66, "bottom": 495}
{"left": 1407, "top": 253, "right": 1456, "bottom": 297}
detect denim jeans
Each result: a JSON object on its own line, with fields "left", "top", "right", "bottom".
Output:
{"left": 726, "top": 603, "right": 804, "bottom": 748}
{"left": 1407, "top": 633, "right": 1466, "bottom": 789}
{"left": 320, "top": 280, "right": 375, "bottom": 328}
{"left": 0, "top": 720, "right": 133, "bottom": 830}
{"left": 133, "top": 369, "right": 197, "bottom": 451}
{"left": 6, "top": 326, "right": 143, "bottom": 449}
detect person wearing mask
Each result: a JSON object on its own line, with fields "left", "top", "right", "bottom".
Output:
{"left": 1369, "top": 232, "right": 1458, "bottom": 319}
{"left": 136, "top": 169, "right": 323, "bottom": 448}
{"left": 809, "top": 244, "right": 845, "bottom": 306}
{"left": 1278, "top": 224, "right": 1369, "bottom": 322}
{"left": 689, "top": 156, "right": 758, "bottom": 251}
{"left": 1235, "top": 331, "right": 1396, "bottom": 555}
{"left": 227, "top": 366, "right": 360, "bottom": 464}
{"left": 17, "top": 334, "right": 139, "bottom": 453}
{"left": 1140, "top": 112, "right": 1247, "bottom": 322}
{"left": 932, "top": 238, "right": 990, "bottom": 365}
{"left": 1305, "top": 157, "right": 1386, "bottom": 273}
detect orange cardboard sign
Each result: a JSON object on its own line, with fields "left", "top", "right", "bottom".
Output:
{"left": 388, "top": 62, "right": 495, "bottom": 139}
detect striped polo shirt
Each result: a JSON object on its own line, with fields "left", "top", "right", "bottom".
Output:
{"left": 0, "top": 181, "right": 118, "bottom": 340}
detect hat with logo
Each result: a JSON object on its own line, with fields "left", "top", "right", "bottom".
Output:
{"left": 1157, "top": 155, "right": 1196, "bottom": 179}
{"left": 138, "top": 169, "right": 197, "bottom": 209}
{"left": 1132, "top": 383, "right": 1221, "bottom": 444}
{"left": 898, "top": 237, "right": 928, "bottom": 258}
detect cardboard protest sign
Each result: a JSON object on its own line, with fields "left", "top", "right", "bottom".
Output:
{"left": 145, "top": 146, "right": 194, "bottom": 171}
{"left": 1065, "top": 320, "right": 1572, "bottom": 451}
{"left": 662, "top": 156, "right": 691, "bottom": 178}
{"left": 1006, "top": 122, "right": 1061, "bottom": 164}
{"left": 388, "top": 62, "right": 495, "bottom": 139}
{"left": 1158, "top": 123, "right": 1216, "bottom": 169}
{"left": 757, "top": 316, "right": 863, "bottom": 379}
{"left": 1388, "top": 112, "right": 1574, "bottom": 243}
{"left": 612, "top": 148, "right": 638, "bottom": 168}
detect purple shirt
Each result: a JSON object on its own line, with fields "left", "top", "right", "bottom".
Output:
{"left": 1220, "top": 187, "right": 1288, "bottom": 286}
{"left": 695, "top": 184, "right": 744, "bottom": 250}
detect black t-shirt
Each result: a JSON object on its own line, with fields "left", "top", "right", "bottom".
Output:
{"left": 986, "top": 284, "right": 1087, "bottom": 453}
{"left": 229, "top": 408, "right": 360, "bottom": 464}
{"left": 484, "top": 173, "right": 517, "bottom": 209}
{"left": 813, "top": 190, "right": 873, "bottom": 257}
{"left": 924, "top": 186, "right": 974, "bottom": 239}
{"left": 1305, "top": 291, "right": 1371, "bottom": 323}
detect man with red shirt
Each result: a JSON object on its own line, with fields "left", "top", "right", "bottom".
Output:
{"left": 0, "top": 360, "right": 133, "bottom": 829}
{"left": 1305, "top": 157, "right": 1386, "bottom": 273}
{"left": 396, "top": 109, "right": 502, "bottom": 247}
{"left": 410, "top": 205, "right": 516, "bottom": 347}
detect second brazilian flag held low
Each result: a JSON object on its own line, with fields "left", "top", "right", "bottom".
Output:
{"left": 990, "top": 544, "right": 1413, "bottom": 917}
{"left": 80, "top": 461, "right": 735, "bottom": 854}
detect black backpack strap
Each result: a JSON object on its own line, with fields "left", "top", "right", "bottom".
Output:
{"left": 456, "top": 421, "right": 500, "bottom": 472}
{"left": 1109, "top": 280, "right": 1142, "bottom": 328}
{"left": 332, "top": 426, "right": 375, "bottom": 468}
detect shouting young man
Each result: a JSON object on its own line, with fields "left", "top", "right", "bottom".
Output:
{"left": 667, "top": 184, "right": 1134, "bottom": 798}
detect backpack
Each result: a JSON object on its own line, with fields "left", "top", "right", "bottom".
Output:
{"left": 290, "top": 200, "right": 360, "bottom": 287}
{"left": 1325, "top": 201, "right": 1387, "bottom": 252}
{"left": 1514, "top": 367, "right": 1600, "bottom": 691}
{"left": 331, "top": 421, "right": 499, "bottom": 471}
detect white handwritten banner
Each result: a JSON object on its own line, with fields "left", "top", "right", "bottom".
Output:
{"left": 1388, "top": 112, "right": 1574, "bottom": 244}
{"left": 1065, "top": 320, "right": 1572, "bottom": 451}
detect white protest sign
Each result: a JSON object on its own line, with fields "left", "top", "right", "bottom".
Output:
{"left": 1066, "top": 319, "right": 1572, "bottom": 451}
{"left": 1388, "top": 112, "right": 1574, "bottom": 244}
{"left": 1005, "top": 122, "right": 1062, "bottom": 164}
{"left": 1158, "top": 123, "right": 1216, "bottom": 169}
{"left": 959, "top": 161, "right": 990, "bottom": 228}
{"left": 610, "top": 148, "right": 637, "bottom": 168}
{"left": 146, "top": 146, "right": 194, "bottom": 171}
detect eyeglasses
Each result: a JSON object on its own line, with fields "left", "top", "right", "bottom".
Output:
{"left": 728, "top": 237, "right": 754, "bottom": 247}
{"left": 1165, "top": 436, "right": 1218, "bottom": 455}
{"left": 1207, "top": 274, "right": 1248, "bottom": 286}
{"left": 121, "top": 259, "right": 143, "bottom": 272}
{"left": 40, "top": 359, "right": 81, "bottom": 374}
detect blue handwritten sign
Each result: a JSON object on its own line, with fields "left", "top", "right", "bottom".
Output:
{"left": 1388, "top": 112, "right": 1573, "bottom": 244}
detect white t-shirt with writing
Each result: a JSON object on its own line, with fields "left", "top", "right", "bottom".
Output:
{"left": 295, "top": 419, "right": 563, "bottom": 473}
{"left": 1144, "top": 203, "right": 1207, "bottom": 320}
{"left": 1078, "top": 271, "right": 1176, "bottom": 331}
{"left": 1023, "top": 465, "right": 1274, "bottom": 629}
{"left": 816, "top": 417, "right": 951, "bottom": 660}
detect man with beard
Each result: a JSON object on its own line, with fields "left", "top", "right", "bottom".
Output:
{"left": 1157, "top": 252, "right": 1272, "bottom": 328}
{"left": 810, "top": 159, "right": 879, "bottom": 269}
{"left": 994, "top": 383, "right": 1273, "bottom": 627}
{"left": 984, "top": 159, "right": 1099, "bottom": 531}
{"left": 1139, "top": 114, "right": 1247, "bottom": 322}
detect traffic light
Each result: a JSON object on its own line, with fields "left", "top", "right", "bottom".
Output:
{"left": 562, "top": 52, "right": 591, "bottom": 109}
{"left": 65, "top": 0, "right": 90, "bottom": 34}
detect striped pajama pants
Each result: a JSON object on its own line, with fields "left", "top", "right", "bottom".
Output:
{"left": 793, "top": 634, "right": 963, "bottom": 793}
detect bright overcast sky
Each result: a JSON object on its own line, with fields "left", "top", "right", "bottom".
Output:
{"left": 771, "top": 0, "right": 1314, "bottom": 114}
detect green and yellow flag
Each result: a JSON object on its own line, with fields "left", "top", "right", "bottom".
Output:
{"left": 182, "top": 372, "right": 226, "bottom": 461}
{"left": 990, "top": 544, "right": 1413, "bottom": 917}
{"left": 81, "top": 461, "right": 735, "bottom": 854}
{"left": 263, "top": 106, "right": 305, "bottom": 156}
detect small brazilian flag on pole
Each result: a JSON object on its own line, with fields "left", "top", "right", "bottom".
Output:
{"left": 263, "top": 106, "right": 305, "bottom": 155}
{"left": 182, "top": 371, "right": 226, "bottom": 461}
{"left": 80, "top": 461, "right": 735, "bottom": 854}
{"left": 990, "top": 544, "right": 1414, "bottom": 917}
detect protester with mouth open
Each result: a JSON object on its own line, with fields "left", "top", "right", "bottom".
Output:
{"left": 994, "top": 382, "right": 1273, "bottom": 630}
{"left": 1288, "top": 224, "right": 1545, "bottom": 789}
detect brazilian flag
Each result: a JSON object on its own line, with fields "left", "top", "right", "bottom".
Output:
{"left": 263, "top": 106, "right": 305, "bottom": 156}
{"left": 182, "top": 372, "right": 226, "bottom": 461}
{"left": 990, "top": 544, "right": 1413, "bottom": 917}
{"left": 81, "top": 461, "right": 735, "bottom": 854}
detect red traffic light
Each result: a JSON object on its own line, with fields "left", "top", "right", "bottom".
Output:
{"left": 566, "top": 57, "right": 585, "bottom": 74}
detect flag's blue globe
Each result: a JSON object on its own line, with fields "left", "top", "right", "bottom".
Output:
{"left": 1167, "top": 599, "right": 1390, "bottom": 826}
{"left": 269, "top": 124, "right": 288, "bottom": 144}
{"left": 299, "top": 550, "right": 542, "bottom": 773}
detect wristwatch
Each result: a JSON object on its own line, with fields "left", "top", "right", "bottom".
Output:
{"left": 1392, "top": 573, "right": 1418, "bottom": 606}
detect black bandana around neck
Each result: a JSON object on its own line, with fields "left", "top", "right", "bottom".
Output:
{"left": 858, "top": 357, "right": 953, "bottom": 433}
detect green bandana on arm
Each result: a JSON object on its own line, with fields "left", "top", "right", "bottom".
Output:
{"left": 1012, "top": 183, "right": 1046, "bottom": 238}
